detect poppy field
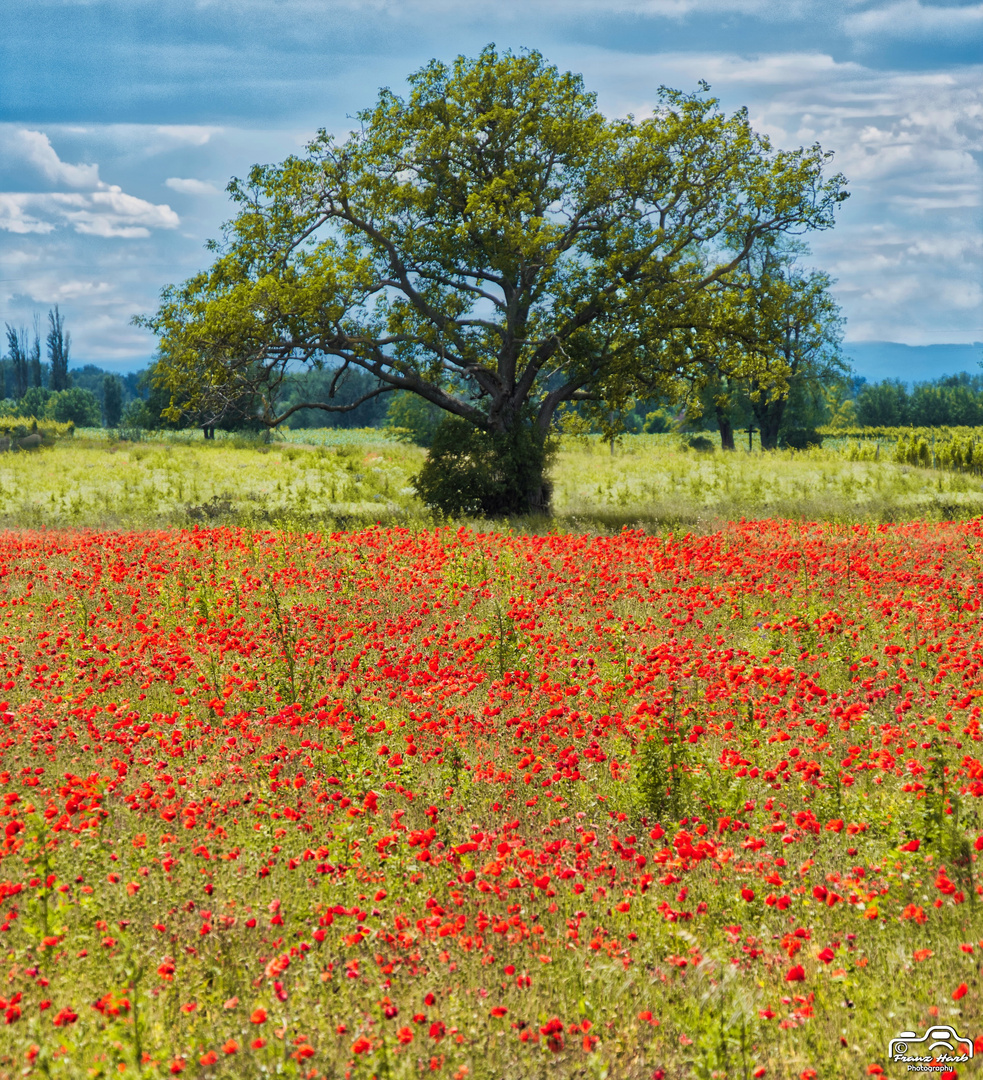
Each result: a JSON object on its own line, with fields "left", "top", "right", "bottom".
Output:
{"left": 1, "top": 520, "right": 983, "bottom": 1079}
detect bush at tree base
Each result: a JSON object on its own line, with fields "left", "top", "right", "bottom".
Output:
{"left": 413, "top": 417, "right": 555, "bottom": 517}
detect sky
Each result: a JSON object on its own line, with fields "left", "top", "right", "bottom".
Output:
{"left": 0, "top": 0, "right": 981, "bottom": 377}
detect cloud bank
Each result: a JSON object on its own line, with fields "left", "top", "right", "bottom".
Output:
{"left": 0, "top": 0, "right": 979, "bottom": 365}
{"left": 0, "top": 128, "right": 180, "bottom": 239}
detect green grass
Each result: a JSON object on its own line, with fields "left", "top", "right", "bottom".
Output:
{"left": 5, "top": 428, "right": 983, "bottom": 531}
{"left": 1, "top": 432, "right": 423, "bottom": 530}
{"left": 554, "top": 435, "right": 983, "bottom": 529}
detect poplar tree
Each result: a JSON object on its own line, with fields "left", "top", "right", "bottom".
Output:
{"left": 4, "top": 325, "right": 29, "bottom": 399}
{"left": 47, "top": 306, "right": 70, "bottom": 391}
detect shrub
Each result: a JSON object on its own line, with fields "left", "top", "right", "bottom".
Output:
{"left": 413, "top": 416, "right": 554, "bottom": 517}
{"left": 46, "top": 387, "right": 102, "bottom": 427}
{"left": 18, "top": 386, "right": 51, "bottom": 419}
{"left": 635, "top": 733, "right": 691, "bottom": 821}
{"left": 779, "top": 427, "right": 824, "bottom": 450}
{"left": 0, "top": 416, "right": 74, "bottom": 442}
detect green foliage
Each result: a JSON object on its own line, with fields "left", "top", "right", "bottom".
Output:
{"left": 47, "top": 305, "right": 70, "bottom": 391}
{"left": 137, "top": 45, "right": 846, "bottom": 513}
{"left": 894, "top": 432, "right": 932, "bottom": 468}
{"left": 384, "top": 391, "right": 444, "bottom": 447}
{"left": 0, "top": 416, "right": 74, "bottom": 442}
{"left": 119, "top": 399, "right": 154, "bottom": 433}
{"left": 889, "top": 428, "right": 983, "bottom": 476}
{"left": 119, "top": 367, "right": 190, "bottom": 432}
{"left": 731, "top": 244, "right": 846, "bottom": 448}
{"left": 46, "top": 387, "right": 102, "bottom": 427}
{"left": 780, "top": 427, "right": 824, "bottom": 450}
{"left": 280, "top": 367, "right": 391, "bottom": 429}
{"left": 6, "top": 427, "right": 983, "bottom": 529}
{"left": 413, "top": 416, "right": 554, "bottom": 517}
{"left": 4, "top": 323, "right": 30, "bottom": 398}
{"left": 855, "top": 379, "right": 909, "bottom": 426}
{"left": 642, "top": 408, "right": 678, "bottom": 433}
{"left": 855, "top": 373, "right": 983, "bottom": 428}
{"left": 636, "top": 731, "right": 692, "bottom": 822}
{"left": 18, "top": 385, "right": 51, "bottom": 419}
{"left": 823, "top": 389, "right": 857, "bottom": 429}
{"left": 102, "top": 375, "right": 124, "bottom": 428}
{"left": 822, "top": 425, "right": 983, "bottom": 479}
{"left": 69, "top": 365, "right": 144, "bottom": 410}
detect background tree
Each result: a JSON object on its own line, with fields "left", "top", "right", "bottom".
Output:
{"left": 71, "top": 364, "right": 144, "bottom": 408}
{"left": 47, "top": 306, "right": 70, "bottom": 392}
{"left": 18, "top": 386, "right": 50, "bottom": 420}
{"left": 384, "top": 391, "right": 444, "bottom": 446}
{"left": 140, "top": 46, "right": 846, "bottom": 514}
{"left": 697, "top": 373, "right": 750, "bottom": 450}
{"left": 279, "top": 367, "right": 390, "bottom": 429}
{"left": 851, "top": 373, "right": 983, "bottom": 428}
{"left": 102, "top": 374, "right": 124, "bottom": 427}
{"left": 46, "top": 387, "right": 102, "bottom": 427}
{"left": 4, "top": 325, "right": 30, "bottom": 399}
{"left": 709, "top": 243, "right": 847, "bottom": 449}
{"left": 29, "top": 316, "right": 43, "bottom": 390}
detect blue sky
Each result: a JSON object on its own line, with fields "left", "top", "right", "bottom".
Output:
{"left": 1, "top": 0, "right": 981, "bottom": 375}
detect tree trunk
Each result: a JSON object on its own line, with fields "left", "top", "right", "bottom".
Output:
{"left": 499, "top": 418, "right": 553, "bottom": 515}
{"left": 752, "top": 395, "right": 786, "bottom": 450}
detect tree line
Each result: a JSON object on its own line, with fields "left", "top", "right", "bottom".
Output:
{"left": 274, "top": 365, "right": 983, "bottom": 444}
{"left": 1, "top": 308, "right": 143, "bottom": 428}
{"left": 5, "top": 308, "right": 978, "bottom": 445}
{"left": 850, "top": 373, "right": 983, "bottom": 428}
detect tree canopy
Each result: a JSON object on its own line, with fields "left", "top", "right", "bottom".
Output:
{"left": 139, "top": 45, "right": 847, "bottom": 512}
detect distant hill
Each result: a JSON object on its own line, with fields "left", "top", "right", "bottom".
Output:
{"left": 844, "top": 342, "right": 982, "bottom": 385}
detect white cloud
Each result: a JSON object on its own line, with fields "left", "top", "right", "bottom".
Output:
{"left": 36, "top": 123, "right": 220, "bottom": 153}
{"left": 561, "top": 45, "right": 982, "bottom": 344}
{"left": 60, "top": 188, "right": 180, "bottom": 237}
{"left": 0, "top": 196, "right": 56, "bottom": 235}
{"left": 14, "top": 130, "right": 104, "bottom": 189}
{"left": 0, "top": 190, "right": 179, "bottom": 238}
{"left": 760, "top": 67, "right": 982, "bottom": 342}
{"left": 165, "top": 177, "right": 224, "bottom": 196}
{"left": 148, "top": 126, "right": 218, "bottom": 148}
{"left": 845, "top": 1, "right": 983, "bottom": 39}
{"left": 0, "top": 128, "right": 181, "bottom": 239}
{"left": 564, "top": 48, "right": 868, "bottom": 122}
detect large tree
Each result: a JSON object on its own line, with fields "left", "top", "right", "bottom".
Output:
{"left": 29, "top": 315, "right": 43, "bottom": 390}
{"left": 139, "top": 46, "right": 846, "bottom": 512}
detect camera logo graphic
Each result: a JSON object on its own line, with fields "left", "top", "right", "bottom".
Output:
{"left": 889, "top": 1025, "right": 974, "bottom": 1063}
